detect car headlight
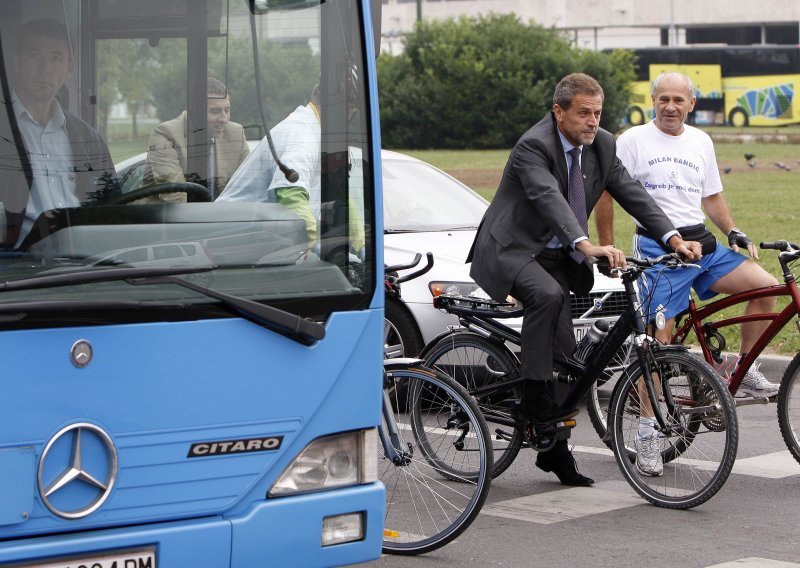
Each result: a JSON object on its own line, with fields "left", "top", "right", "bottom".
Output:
{"left": 428, "top": 281, "right": 490, "bottom": 299}
{"left": 269, "top": 429, "right": 377, "bottom": 497}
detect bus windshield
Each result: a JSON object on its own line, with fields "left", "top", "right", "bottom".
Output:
{"left": 0, "top": 0, "right": 374, "bottom": 328}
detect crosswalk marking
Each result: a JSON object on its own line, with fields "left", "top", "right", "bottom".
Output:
{"left": 570, "top": 445, "right": 799, "bottom": 479}
{"left": 706, "top": 558, "right": 800, "bottom": 567}
{"left": 730, "top": 451, "right": 800, "bottom": 478}
{"left": 480, "top": 480, "right": 642, "bottom": 524}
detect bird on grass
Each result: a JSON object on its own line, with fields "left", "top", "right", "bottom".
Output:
{"left": 744, "top": 153, "right": 756, "bottom": 161}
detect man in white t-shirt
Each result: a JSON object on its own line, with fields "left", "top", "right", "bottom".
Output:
{"left": 596, "top": 72, "right": 778, "bottom": 476}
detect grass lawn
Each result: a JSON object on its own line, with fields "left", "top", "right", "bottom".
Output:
{"left": 392, "top": 137, "right": 800, "bottom": 355}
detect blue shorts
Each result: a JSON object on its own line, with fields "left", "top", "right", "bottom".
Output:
{"left": 633, "top": 233, "right": 746, "bottom": 322}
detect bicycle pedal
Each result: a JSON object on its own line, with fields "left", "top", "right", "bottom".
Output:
{"left": 532, "top": 409, "right": 580, "bottom": 427}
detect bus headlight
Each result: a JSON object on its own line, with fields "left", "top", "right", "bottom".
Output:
{"left": 269, "top": 429, "right": 377, "bottom": 496}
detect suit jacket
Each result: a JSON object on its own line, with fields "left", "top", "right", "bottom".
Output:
{"left": 0, "top": 104, "right": 118, "bottom": 248}
{"left": 141, "top": 111, "right": 250, "bottom": 201}
{"left": 468, "top": 111, "right": 676, "bottom": 300}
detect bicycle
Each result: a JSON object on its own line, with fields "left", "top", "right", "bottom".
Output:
{"left": 379, "top": 254, "right": 493, "bottom": 555}
{"left": 585, "top": 240, "right": 800, "bottom": 467}
{"left": 423, "top": 253, "right": 738, "bottom": 509}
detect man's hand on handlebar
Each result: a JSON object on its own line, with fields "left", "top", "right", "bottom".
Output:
{"left": 668, "top": 236, "right": 702, "bottom": 262}
{"left": 576, "top": 241, "right": 626, "bottom": 272}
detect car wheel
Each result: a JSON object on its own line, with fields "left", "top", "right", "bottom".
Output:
{"left": 384, "top": 298, "right": 424, "bottom": 358}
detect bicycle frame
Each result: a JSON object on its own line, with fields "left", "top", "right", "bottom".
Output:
{"left": 673, "top": 280, "right": 800, "bottom": 396}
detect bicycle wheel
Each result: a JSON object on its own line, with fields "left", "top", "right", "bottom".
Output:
{"left": 424, "top": 333, "right": 523, "bottom": 477}
{"left": 380, "top": 365, "right": 493, "bottom": 555}
{"left": 586, "top": 332, "right": 635, "bottom": 445}
{"left": 777, "top": 353, "right": 800, "bottom": 465}
{"left": 608, "top": 349, "right": 738, "bottom": 509}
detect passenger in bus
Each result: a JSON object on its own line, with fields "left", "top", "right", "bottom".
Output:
{"left": 597, "top": 71, "right": 779, "bottom": 477}
{"left": 219, "top": 83, "right": 365, "bottom": 256}
{"left": 138, "top": 77, "right": 250, "bottom": 203}
{"left": 0, "top": 18, "right": 118, "bottom": 249}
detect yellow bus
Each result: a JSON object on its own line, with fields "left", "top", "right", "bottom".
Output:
{"left": 624, "top": 46, "right": 800, "bottom": 127}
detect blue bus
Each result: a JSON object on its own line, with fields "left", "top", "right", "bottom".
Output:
{"left": 0, "top": 0, "right": 384, "bottom": 566}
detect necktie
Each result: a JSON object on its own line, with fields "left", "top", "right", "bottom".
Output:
{"left": 208, "top": 138, "right": 217, "bottom": 199}
{"left": 567, "top": 147, "right": 588, "bottom": 263}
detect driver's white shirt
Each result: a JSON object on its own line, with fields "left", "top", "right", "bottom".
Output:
{"left": 616, "top": 120, "right": 723, "bottom": 229}
{"left": 13, "top": 95, "right": 78, "bottom": 245}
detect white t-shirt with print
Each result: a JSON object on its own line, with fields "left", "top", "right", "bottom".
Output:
{"left": 616, "top": 120, "right": 723, "bottom": 228}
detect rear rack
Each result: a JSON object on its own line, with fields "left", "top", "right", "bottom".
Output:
{"left": 433, "top": 294, "right": 523, "bottom": 319}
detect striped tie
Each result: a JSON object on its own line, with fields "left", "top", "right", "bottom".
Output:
{"left": 567, "top": 147, "right": 588, "bottom": 264}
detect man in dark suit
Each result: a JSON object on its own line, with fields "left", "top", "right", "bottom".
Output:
{"left": 467, "top": 73, "right": 701, "bottom": 486}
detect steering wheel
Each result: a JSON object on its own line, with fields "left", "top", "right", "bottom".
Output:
{"left": 104, "top": 182, "right": 212, "bottom": 205}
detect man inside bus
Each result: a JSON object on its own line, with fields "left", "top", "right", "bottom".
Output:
{"left": 138, "top": 77, "right": 250, "bottom": 203}
{"left": 596, "top": 71, "right": 779, "bottom": 476}
{"left": 219, "top": 82, "right": 365, "bottom": 257}
{"left": 0, "top": 18, "right": 118, "bottom": 249}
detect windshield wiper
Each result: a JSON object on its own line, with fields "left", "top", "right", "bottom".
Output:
{"left": 127, "top": 274, "right": 324, "bottom": 346}
{"left": 0, "top": 265, "right": 325, "bottom": 346}
{"left": 0, "top": 265, "right": 216, "bottom": 292}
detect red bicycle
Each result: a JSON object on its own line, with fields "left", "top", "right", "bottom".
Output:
{"left": 587, "top": 240, "right": 800, "bottom": 466}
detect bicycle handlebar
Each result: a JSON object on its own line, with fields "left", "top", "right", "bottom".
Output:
{"left": 760, "top": 240, "right": 800, "bottom": 252}
{"left": 385, "top": 252, "right": 435, "bottom": 284}
{"left": 596, "top": 252, "right": 690, "bottom": 277}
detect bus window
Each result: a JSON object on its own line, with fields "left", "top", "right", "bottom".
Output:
{"left": 0, "top": 1, "right": 383, "bottom": 566}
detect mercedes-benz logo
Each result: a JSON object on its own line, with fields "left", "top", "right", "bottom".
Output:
{"left": 70, "top": 340, "right": 93, "bottom": 368}
{"left": 38, "top": 423, "right": 118, "bottom": 519}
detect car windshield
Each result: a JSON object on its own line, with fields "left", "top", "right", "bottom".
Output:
{"left": 0, "top": 0, "right": 375, "bottom": 326}
{"left": 382, "top": 157, "right": 487, "bottom": 232}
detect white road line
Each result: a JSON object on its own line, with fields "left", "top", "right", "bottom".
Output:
{"left": 571, "top": 445, "right": 799, "bottom": 479}
{"left": 480, "top": 480, "right": 642, "bottom": 524}
{"left": 730, "top": 451, "right": 800, "bottom": 479}
{"left": 706, "top": 558, "right": 800, "bottom": 567}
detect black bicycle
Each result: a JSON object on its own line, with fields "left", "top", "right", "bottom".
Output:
{"left": 380, "top": 254, "right": 493, "bottom": 555}
{"left": 423, "top": 254, "right": 738, "bottom": 509}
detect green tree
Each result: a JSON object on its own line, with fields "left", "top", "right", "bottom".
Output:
{"left": 379, "top": 14, "right": 635, "bottom": 149}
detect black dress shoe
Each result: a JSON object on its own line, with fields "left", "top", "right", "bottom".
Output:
{"left": 536, "top": 448, "right": 594, "bottom": 487}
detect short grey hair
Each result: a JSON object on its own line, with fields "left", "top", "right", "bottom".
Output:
{"left": 207, "top": 77, "right": 228, "bottom": 98}
{"left": 553, "top": 73, "right": 604, "bottom": 109}
{"left": 651, "top": 72, "right": 694, "bottom": 96}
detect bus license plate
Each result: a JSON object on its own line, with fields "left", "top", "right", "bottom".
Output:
{"left": 23, "top": 548, "right": 156, "bottom": 568}
{"left": 573, "top": 323, "right": 590, "bottom": 342}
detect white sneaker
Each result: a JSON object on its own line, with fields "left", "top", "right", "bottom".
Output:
{"left": 738, "top": 362, "right": 779, "bottom": 398}
{"left": 635, "top": 432, "right": 663, "bottom": 477}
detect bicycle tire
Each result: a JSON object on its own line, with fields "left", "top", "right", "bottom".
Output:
{"left": 380, "top": 365, "right": 493, "bottom": 555}
{"left": 585, "top": 333, "right": 636, "bottom": 445}
{"left": 777, "top": 352, "right": 800, "bottom": 465}
{"left": 423, "top": 332, "right": 524, "bottom": 478}
{"left": 608, "top": 349, "right": 738, "bottom": 509}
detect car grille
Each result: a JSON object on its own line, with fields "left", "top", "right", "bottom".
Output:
{"left": 571, "top": 290, "right": 627, "bottom": 320}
